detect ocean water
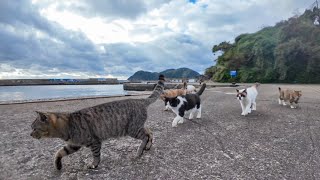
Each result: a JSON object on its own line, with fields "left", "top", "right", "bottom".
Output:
{"left": 0, "top": 84, "right": 127, "bottom": 102}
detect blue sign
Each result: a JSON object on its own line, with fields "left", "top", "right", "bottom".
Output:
{"left": 230, "top": 70, "right": 237, "bottom": 77}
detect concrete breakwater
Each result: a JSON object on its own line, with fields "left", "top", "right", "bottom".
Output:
{"left": 0, "top": 78, "right": 119, "bottom": 86}
{"left": 123, "top": 83, "right": 238, "bottom": 91}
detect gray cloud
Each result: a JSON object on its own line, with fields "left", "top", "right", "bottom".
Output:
{"left": 47, "top": 0, "right": 148, "bottom": 20}
{"left": 0, "top": 0, "right": 313, "bottom": 79}
{"left": 0, "top": 0, "right": 107, "bottom": 77}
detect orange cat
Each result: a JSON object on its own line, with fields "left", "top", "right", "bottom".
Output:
{"left": 160, "top": 89, "right": 186, "bottom": 110}
{"left": 278, "top": 87, "right": 302, "bottom": 109}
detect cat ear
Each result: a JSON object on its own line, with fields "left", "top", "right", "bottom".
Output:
{"left": 236, "top": 89, "right": 239, "bottom": 93}
{"left": 36, "top": 111, "right": 48, "bottom": 122}
{"left": 243, "top": 89, "right": 247, "bottom": 93}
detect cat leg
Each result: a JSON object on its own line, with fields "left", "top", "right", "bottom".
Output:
{"left": 240, "top": 102, "right": 245, "bottom": 115}
{"left": 247, "top": 105, "right": 252, "bottom": 114}
{"left": 54, "top": 144, "right": 81, "bottom": 170}
{"left": 172, "top": 116, "right": 181, "bottom": 127}
{"left": 164, "top": 101, "right": 170, "bottom": 111}
{"left": 252, "top": 102, "right": 257, "bottom": 111}
{"left": 196, "top": 105, "right": 201, "bottom": 119}
{"left": 178, "top": 117, "right": 184, "bottom": 124}
{"left": 164, "top": 104, "right": 170, "bottom": 111}
{"left": 244, "top": 102, "right": 251, "bottom": 116}
{"left": 87, "top": 142, "right": 102, "bottom": 169}
{"left": 282, "top": 100, "right": 287, "bottom": 106}
{"left": 278, "top": 98, "right": 282, "bottom": 105}
{"left": 290, "top": 102, "right": 296, "bottom": 109}
{"left": 173, "top": 111, "right": 184, "bottom": 127}
{"left": 134, "top": 128, "right": 153, "bottom": 157}
{"left": 189, "top": 109, "right": 195, "bottom": 120}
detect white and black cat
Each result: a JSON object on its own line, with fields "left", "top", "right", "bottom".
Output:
{"left": 236, "top": 83, "right": 259, "bottom": 116}
{"left": 165, "top": 83, "right": 206, "bottom": 127}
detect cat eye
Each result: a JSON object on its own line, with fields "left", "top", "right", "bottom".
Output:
{"left": 39, "top": 116, "right": 48, "bottom": 123}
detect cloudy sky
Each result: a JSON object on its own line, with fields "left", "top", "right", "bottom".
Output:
{"left": 0, "top": 0, "right": 312, "bottom": 79}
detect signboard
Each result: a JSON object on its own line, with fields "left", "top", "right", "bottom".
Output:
{"left": 230, "top": 70, "right": 237, "bottom": 77}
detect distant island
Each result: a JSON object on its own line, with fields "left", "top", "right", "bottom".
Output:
{"left": 0, "top": 78, "right": 119, "bottom": 86}
{"left": 205, "top": 7, "right": 320, "bottom": 83}
{"left": 128, "top": 68, "right": 200, "bottom": 81}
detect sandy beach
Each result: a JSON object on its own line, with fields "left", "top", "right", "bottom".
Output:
{"left": 1, "top": 84, "right": 320, "bottom": 179}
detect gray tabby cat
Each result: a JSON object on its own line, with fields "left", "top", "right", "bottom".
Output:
{"left": 30, "top": 80, "right": 164, "bottom": 170}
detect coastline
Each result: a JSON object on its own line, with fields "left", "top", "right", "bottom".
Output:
{"left": 1, "top": 84, "right": 320, "bottom": 179}
{"left": 0, "top": 91, "right": 151, "bottom": 105}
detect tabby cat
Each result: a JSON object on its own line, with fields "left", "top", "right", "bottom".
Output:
{"left": 278, "top": 87, "right": 302, "bottom": 109}
{"left": 30, "top": 80, "right": 164, "bottom": 170}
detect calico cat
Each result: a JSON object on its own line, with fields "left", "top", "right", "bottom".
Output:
{"left": 30, "top": 80, "right": 164, "bottom": 170}
{"left": 236, "top": 83, "right": 259, "bottom": 116}
{"left": 165, "top": 83, "right": 206, "bottom": 127}
{"left": 278, "top": 87, "right": 302, "bottom": 109}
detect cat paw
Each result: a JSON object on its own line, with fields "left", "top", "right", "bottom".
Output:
{"left": 290, "top": 106, "right": 296, "bottom": 109}
{"left": 87, "top": 164, "right": 98, "bottom": 169}
{"left": 178, "top": 119, "right": 184, "bottom": 124}
{"left": 196, "top": 115, "right": 201, "bottom": 119}
{"left": 243, "top": 112, "right": 248, "bottom": 116}
{"left": 54, "top": 157, "right": 62, "bottom": 170}
{"left": 145, "top": 141, "right": 153, "bottom": 150}
{"left": 172, "top": 122, "right": 178, "bottom": 127}
{"left": 241, "top": 112, "right": 245, "bottom": 116}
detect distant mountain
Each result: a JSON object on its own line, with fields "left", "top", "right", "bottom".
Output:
{"left": 127, "top": 71, "right": 159, "bottom": 81}
{"left": 128, "top": 68, "right": 200, "bottom": 81}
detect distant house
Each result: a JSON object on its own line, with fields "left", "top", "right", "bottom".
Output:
{"left": 314, "top": 16, "right": 319, "bottom": 25}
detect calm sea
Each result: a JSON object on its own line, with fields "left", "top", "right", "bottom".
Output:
{"left": 0, "top": 84, "right": 126, "bottom": 102}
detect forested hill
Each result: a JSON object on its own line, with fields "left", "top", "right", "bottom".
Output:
{"left": 205, "top": 8, "right": 320, "bottom": 83}
{"left": 128, "top": 68, "right": 200, "bottom": 81}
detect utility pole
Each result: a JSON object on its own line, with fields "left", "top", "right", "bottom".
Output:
{"left": 317, "top": 0, "right": 320, "bottom": 20}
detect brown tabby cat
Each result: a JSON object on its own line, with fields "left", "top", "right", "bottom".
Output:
{"left": 278, "top": 87, "right": 302, "bottom": 109}
{"left": 30, "top": 80, "right": 164, "bottom": 170}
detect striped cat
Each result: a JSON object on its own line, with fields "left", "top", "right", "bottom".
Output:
{"left": 30, "top": 80, "right": 164, "bottom": 170}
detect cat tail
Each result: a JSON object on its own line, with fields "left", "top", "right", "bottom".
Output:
{"left": 145, "top": 80, "right": 165, "bottom": 105}
{"left": 196, "top": 83, "right": 206, "bottom": 96}
{"left": 254, "top": 82, "right": 260, "bottom": 88}
{"left": 183, "top": 82, "right": 187, "bottom": 89}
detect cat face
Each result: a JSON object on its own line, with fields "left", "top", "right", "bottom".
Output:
{"left": 165, "top": 97, "right": 180, "bottom": 107}
{"left": 30, "top": 112, "right": 51, "bottom": 139}
{"left": 236, "top": 89, "right": 247, "bottom": 100}
{"left": 293, "top": 90, "right": 302, "bottom": 103}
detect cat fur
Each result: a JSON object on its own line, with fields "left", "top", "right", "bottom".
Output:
{"left": 236, "top": 83, "right": 259, "bottom": 116}
{"left": 278, "top": 87, "right": 302, "bottom": 109}
{"left": 30, "top": 80, "right": 164, "bottom": 170}
{"left": 165, "top": 83, "right": 206, "bottom": 127}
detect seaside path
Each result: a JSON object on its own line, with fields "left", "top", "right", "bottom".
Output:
{"left": 0, "top": 84, "right": 320, "bottom": 179}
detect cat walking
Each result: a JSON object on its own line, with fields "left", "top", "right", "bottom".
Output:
{"left": 165, "top": 83, "right": 206, "bottom": 127}
{"left": 30, "top": 79, "right": 164, "bottom": 170}
{"left": 236, "top": 83, "right": 259, "bottom": 116}
{"left": 278, "top": 87, "right": 302, "bottom": 109}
